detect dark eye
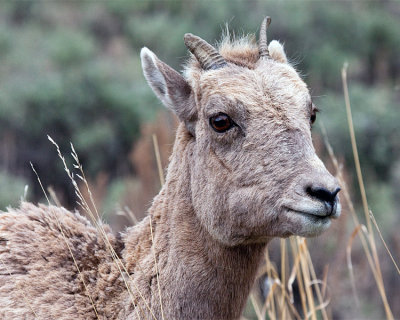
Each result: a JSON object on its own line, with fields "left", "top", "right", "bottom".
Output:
{"left": 310, "top": 104, "right": 318, "bottom": 125}
{"left": 310, "top": 110, "right": 316, "bottom": 124}
{"left": 209, "top": 113, "right": 233, "bottom": 133}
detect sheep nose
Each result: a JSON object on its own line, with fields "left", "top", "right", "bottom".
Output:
{"left": 306, "top": 185, "right": 341, "bottom": 213}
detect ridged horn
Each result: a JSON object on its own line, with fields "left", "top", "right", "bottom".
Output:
{"left": 259, "top": 16, "right": 272, "bottom": 59}
{"left": 184, "top": 33, "right": 227, "bottom": 71}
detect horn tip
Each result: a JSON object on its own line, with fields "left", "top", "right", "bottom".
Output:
{"left": 184, "top": 33, "right": 200, "bottom": 51}
{"left": 184, "top": 33, "right": 196, "bottom": 42}
{"left": 264, "top": 16, "right": 271, "bottom": 26}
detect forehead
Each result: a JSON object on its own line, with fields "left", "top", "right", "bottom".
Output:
{"left": 197, "top": 61, "right": 310, "bottom": 117}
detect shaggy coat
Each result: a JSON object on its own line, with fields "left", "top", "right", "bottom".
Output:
{"left": 0, "top": 20, "right": 340, "bottom": 319}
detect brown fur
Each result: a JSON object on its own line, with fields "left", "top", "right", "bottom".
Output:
{"left": 0, "top": 24, "right": 340, "bottom": 319}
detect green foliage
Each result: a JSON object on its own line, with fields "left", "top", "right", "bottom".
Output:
{"left": 48, "top": 30, "right": 95, "bottom": 67}
{"left": 0, "top": 171, "right": 28, "bottom": 210}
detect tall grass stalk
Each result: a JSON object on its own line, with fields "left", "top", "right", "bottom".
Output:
{"left": 246, "top": 236, "right": 329, "bottom": 320}
{"left": 152, "top": 134, "right": 165, "bottom": 187}
{"left": 151, "top": 133, "right": 166, "bottom": 320}
{"left": 369, "top": 211, "right": 400, "bottom": 275}
{"left": 48, "top": 186, "right": 103, "bottom": 318}
{"left": 48, "top": 136, "right": 155, "bottom": 320}
{"left": 30, "top": 163, "right": 99, "bottom": 319}
{"left": 341, "top": 64, "right": 394, "bottom": 319}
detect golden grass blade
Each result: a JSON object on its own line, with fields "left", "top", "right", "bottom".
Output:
{"left": 270, "top": 282, "right": 277, "bottom": 320}
{"left": 342, "top": 63, "right": 373, "bottom": 244}
{"left": 260, "top": 248, "right": 304, "bottom": 320}
{"left": 287, "top": 243, "right": 301, "bottom": 304}
{"left": 249, "top": 293, "right": 263, "bottom": 320}
{"left": 283, "top": 291, "right": 302, "bottom": 320}
{"left": 70, "top": 152, "right": 154, "bottom": 320}
{"left": 321, "top": 100, "right": 395, "bottom": 319}
{"left": 341, "top": 65, "right": 394, "bottom": 320}
{"left": 48, "top": 187, "right": 63, "bottom": 208}
{"left": 149, "top": 215, "right": 165, "bottom": 320}
{"left": 152, "top": 134, "right": 165, "bottom": 186}
{"left": 48, "top": 137, "right": 155, "bottom": 320}
{"left": 369, "top": 211, "right": 400, "bottom": 275}
{"left": 124, "top": 206, "right": 139, "bottom": 225}
{"left": 289, "top": 237, "right": 308, "bottom": 318}
{"left": 305, "top": 298, "right": 330, "bottom": 319}
{"left": 296, "top": 237, "right": 317, "bottom": 320}
{"left": 263, "top": 249, "right": 276, "bottom": 320}
{"left": 346, "top": 224, "right": 362, "bottom": 308}
{"left": 280, "top": 239, "right": 287, "bottom": 320}
{"left": 150, "top": 134, "right": 167, "bottom": 319}
{"left": 304, "top": 249, "right": 329, "bottom": 320}
{"left": 265, "top": 282, "right": 278, "bottom": 320}
{"left": 31, "top": 163, "right": 100, "bottom": 319}
{"left": 321, "top": 265, "right": 329, "bottom": 299}
{"left": 320, "top": 123, "right": 381, "bottom": 273}
{"left": 263, "top": 284, "right": 302, "bottom": 320}
{"left": 260, "top": 251, "right": 278, "bottom": 319}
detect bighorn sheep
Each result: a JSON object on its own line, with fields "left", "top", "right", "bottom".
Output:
{"left": 0, "top": 17, "right": 341, "bottom": 319}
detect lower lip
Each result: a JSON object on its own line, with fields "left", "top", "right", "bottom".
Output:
{"left": 295, "top": 210, "right": 331, "bottom": 222}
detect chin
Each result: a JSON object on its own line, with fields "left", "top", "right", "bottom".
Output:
{"left": 279, "top": 200, "right": 341, "bottom": 238}
{"left": 276, "top": 209, "right": 334, "bottom": 238}
{"left": 295, "top": 215, "right": 332, "bottom": 237}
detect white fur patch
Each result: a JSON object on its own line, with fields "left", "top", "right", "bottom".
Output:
{"left": 268, "top": 40, "right": 287, "bottom": 63}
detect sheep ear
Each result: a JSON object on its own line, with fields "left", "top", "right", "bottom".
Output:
{"left": 268, "top": 40, "right": 288, "bottom": 63}
{"left": 141, "top": 47, "right": 196, "bottom": 133}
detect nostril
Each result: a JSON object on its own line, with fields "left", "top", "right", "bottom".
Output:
{"left": 306, "top": 186, "right": 340, "bottom": 204}
{"left": 332, "top": 187, "right": 341, "bottom": 199}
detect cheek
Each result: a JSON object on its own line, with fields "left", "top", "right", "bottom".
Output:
{"left": 227, "top": 185, "right": 280, "bottom": 224}
{"left": 190, "top": 151, "right": 229, "bottom": 217}
{"left": 190, "top": 147, "right": 246, "bottom": 243}
{"left": 227, "top": 187, "right": 266, "bottom": 226}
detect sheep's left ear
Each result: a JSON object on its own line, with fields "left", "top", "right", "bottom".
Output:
{"left": 268, "top": 40, "right": 288, "bottom": 63}
{"left": 141, "top": 47, "right": 196, "bottom": 135}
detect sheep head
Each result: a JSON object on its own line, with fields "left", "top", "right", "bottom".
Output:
{"left": 140, "top": 17, "right": 341, "bottom": 246}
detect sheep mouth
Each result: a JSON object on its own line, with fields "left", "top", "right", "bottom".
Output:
{"left": 283, "top": 207, "right": 337, "bottom": 222}
{"left": 294, "top": 210, "right": 332, "bottom": 223}
{"left": 283, "top": 201, "right": 341, "bottom": 221}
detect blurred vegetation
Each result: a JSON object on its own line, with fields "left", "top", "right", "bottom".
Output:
{"left": 0, "top": 170, "right": 27, "bottom": 209}
{"left": 0, "top": 1, "right": 399, "bottom": 318}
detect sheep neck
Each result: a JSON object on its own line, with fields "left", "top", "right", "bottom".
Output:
{"left": 130, "top": 126, "right": 269, "bottom": 319}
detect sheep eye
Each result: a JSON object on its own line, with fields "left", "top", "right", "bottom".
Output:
{"left": 210, "top": 113, "right": 233, "bottom": 133}
{"left": 310, "top": 104, "right": 318, "bottom": 125}
{"left": 310, "top": 110, "right": 317, "bottom": 124}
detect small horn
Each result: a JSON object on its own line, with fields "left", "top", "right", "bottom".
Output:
{"left": 259, "top": 16, "right": 271, "bottom": 59}
{"left": 184, "top": 33, "right": 227, "bottom": 71}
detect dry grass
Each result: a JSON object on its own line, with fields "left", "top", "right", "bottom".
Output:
{"left": 340, "top": 64, "right": 393, "bottom": 319}
{"left": 47, "top": 136, "right": 159, "bottom": 320}
{"left": 246, "top": 237, "right": 331, "bottom": 320}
